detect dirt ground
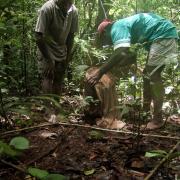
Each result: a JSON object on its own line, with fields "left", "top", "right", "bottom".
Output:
{"left": 0, "top": 121, "right": 180, "bottom": 180}
{"left": 0, "top": 94, "right": 180, "bottom": 180}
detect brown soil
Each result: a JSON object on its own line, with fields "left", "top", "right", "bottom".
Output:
{"left": 0, "top": 121, "right": 179, "bottom": 180}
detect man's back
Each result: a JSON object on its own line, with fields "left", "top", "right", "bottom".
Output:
{"left": 111, "top": 13, "right": 178, "bottom": 49}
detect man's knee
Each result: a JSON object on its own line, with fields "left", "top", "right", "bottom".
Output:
{"left": 145, "top": 66, "right": 164, "bottom": 82}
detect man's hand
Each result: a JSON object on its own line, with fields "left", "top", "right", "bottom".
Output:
{"left": 87, "top": 68, "right": 102, "bottom": 86}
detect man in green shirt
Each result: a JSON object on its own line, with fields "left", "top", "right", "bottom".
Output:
{"left": 35, "top": 0, "right": 78, "bottom": 94}
{"left": 87, "top": 13, "right": 178, "bottom": 130}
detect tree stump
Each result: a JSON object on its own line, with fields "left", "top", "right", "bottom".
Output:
{"left": 84, "top": 67, "right": 126, "bottom": 129}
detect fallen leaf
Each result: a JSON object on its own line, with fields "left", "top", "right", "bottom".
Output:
{"left": 84, "top": 169, "right": 95, "bottom": 176}
{"left": 40, "top": 132, "right": 57, "bottom": 139}
{"left": 131, "top": 160, "right": 144, "bottom": 168}
{"left": 89, "top": 152, "right": 97, "bottom": 160}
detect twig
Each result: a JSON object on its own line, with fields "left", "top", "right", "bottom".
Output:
{"left": 1, "top": 159, "right": 26, "bottom": 173}
{"left": 0, "top": 123, "right": 54, "bottom": 136}
{"left": 144, "top": 141, "right": 180, "bottom": 180}
{"left": 1, "top": 122, "right": 180, "bottom": 141}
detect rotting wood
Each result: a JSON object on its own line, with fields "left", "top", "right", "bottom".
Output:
{"left": 84, "top": 67, "right": 122, "bottom": 129}
{"left": 144, "top": 141, "right": 180, "bottom": 180}
{"left": 1, "top": 122, "right": 180, "bottom": 141}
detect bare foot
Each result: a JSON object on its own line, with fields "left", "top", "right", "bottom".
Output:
{"left": 142, "top": 121, "right": 164, "bottom": 130}
{"left": 96, "top": 118, "right": 126, "bottom": 129}
{"left": 110, "top": 120, "right": 126, "bottom": 129}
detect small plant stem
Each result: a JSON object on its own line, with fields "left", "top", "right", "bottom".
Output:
{"left": 144, "top": 141, "right": 180, "bottom": 180}
{"left": 1, "top": 159, "right": 26, "bottom": 173}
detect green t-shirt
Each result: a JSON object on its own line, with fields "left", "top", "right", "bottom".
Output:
{"left": 110, "top": 13, "right": 178, "bottom": 50}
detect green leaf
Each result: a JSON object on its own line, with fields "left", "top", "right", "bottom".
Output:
{"left": 43, "top": 174, "right": 68, "bottom": 180}
{"left": 29, "top": 96, "right": 61, "bottom": 109}
{"left": 0, "top": 22, "right": 6, "bottom": 32}
{"left": 88, "top": 130, "right": 104, "bottom": 140}
{"left": 145, "top": 150, "right": 167, "bottom": 158}
{"left": 84, "top": 169, "right": 95, "bottom": 176}
{"left": 9, "top": 137, "right": 29, "bottom": 150}
{"left": 0, "top": 140, "right": 18, "bottom": 157}
{"left": 28, "top": 167, "right": 49, "bottom": 179}
{"left": 168, "top": 152, "right": 180, "bottom": 160}
{"left": 0, "top": 146, "right": 4, "bottom": 155}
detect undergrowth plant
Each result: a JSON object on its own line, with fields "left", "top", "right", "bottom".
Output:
{"left": 0, "top": 136, "right": 68, "bottom": 180}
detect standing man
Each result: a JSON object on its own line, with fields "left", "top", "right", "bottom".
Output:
{"left": 35, "top": 0, "right": 78, "bottom": 94}
{"left": 87, "top": 13, "right": 178, "bottom": 130}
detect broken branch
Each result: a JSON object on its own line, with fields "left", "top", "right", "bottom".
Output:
{"left": 1, "top": 122, "right": 180, "bottom": 141}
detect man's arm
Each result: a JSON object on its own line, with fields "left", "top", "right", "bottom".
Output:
{"left": 99, "top": 47, "right": 130, "bottom": 75}
{"left": 35, "top": 32, "right": 52, "bottom": 61}
{"left": 87, "top": 47, "right": 131, "bottom": 85}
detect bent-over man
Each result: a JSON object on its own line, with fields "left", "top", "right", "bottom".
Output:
{"left": 87, "top": 13, "right": 178, "bottom": 130}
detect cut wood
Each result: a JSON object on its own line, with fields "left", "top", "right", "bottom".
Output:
{"left": 84, "top": 67, "right": 124, "bottom": 129}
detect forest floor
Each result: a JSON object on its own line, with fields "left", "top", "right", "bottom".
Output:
{"left": 0, "top": 93, "right": 180, "bottom": 180}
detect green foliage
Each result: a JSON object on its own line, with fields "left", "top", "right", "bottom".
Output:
{"left": 0, "top": 0, "right": 179, "bottom": 127}
{"left": 88, "top": 130, "right": 104, "bottom": 140}
{"left": 28, "top": 167, "right": 68, "bottom": 180}
{"left": 9, "top": 136, "right": 29, "bottom": 150}
{"left": 29, "top": 95, "right": 61, "bottom": 110}
{"left": 145, "top": 149, "right": 180, "bottom": 160}
{"left": 0, "top": 140, "right": 19, "bottom": 157}
{"left": 145, "top": 150, "right": 167, "bottom": 158}
{"left": 168, "top": 152, "right": 180, "bottom": 160}
{"left": 73, "top": 65, "right": 89, "bottom": 82}
{"left": 28, "top": 168, "right": 49, "bottom": 179}
{"left": 119, "top": 104, "right": 131, "bottom": 118}
{"left": 0, "top": 93, "right": 63, "bottom": 126}
{"left": 84, "top": 96, "right": 99, "bottom": 106}
{"left": 84, "top": 168, "right": 95, "bottom": 176}
{"left": 0, "top": 136, "right": 29, "bottom": 157}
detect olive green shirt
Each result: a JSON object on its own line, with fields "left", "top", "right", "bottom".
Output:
{"left": 35, "top": 0, "right": 78, "bottom": 62}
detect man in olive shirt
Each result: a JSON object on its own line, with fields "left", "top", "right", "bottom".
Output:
{"left": 88, "top": 13, "right": 178, "bottom": 130}
{"left": 35, "top": 0, "right": 78, "bottom": 94}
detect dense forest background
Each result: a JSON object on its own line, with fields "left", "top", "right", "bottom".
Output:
{"left": 0, "top": 0, "right": 179, "bottom": 120}
{"left": 0, "top": 1, "right": 180, "bottom": 179}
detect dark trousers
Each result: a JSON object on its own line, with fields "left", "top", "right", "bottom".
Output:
{"left": 40, "top": 60, "right": 67, "bottom": 95}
